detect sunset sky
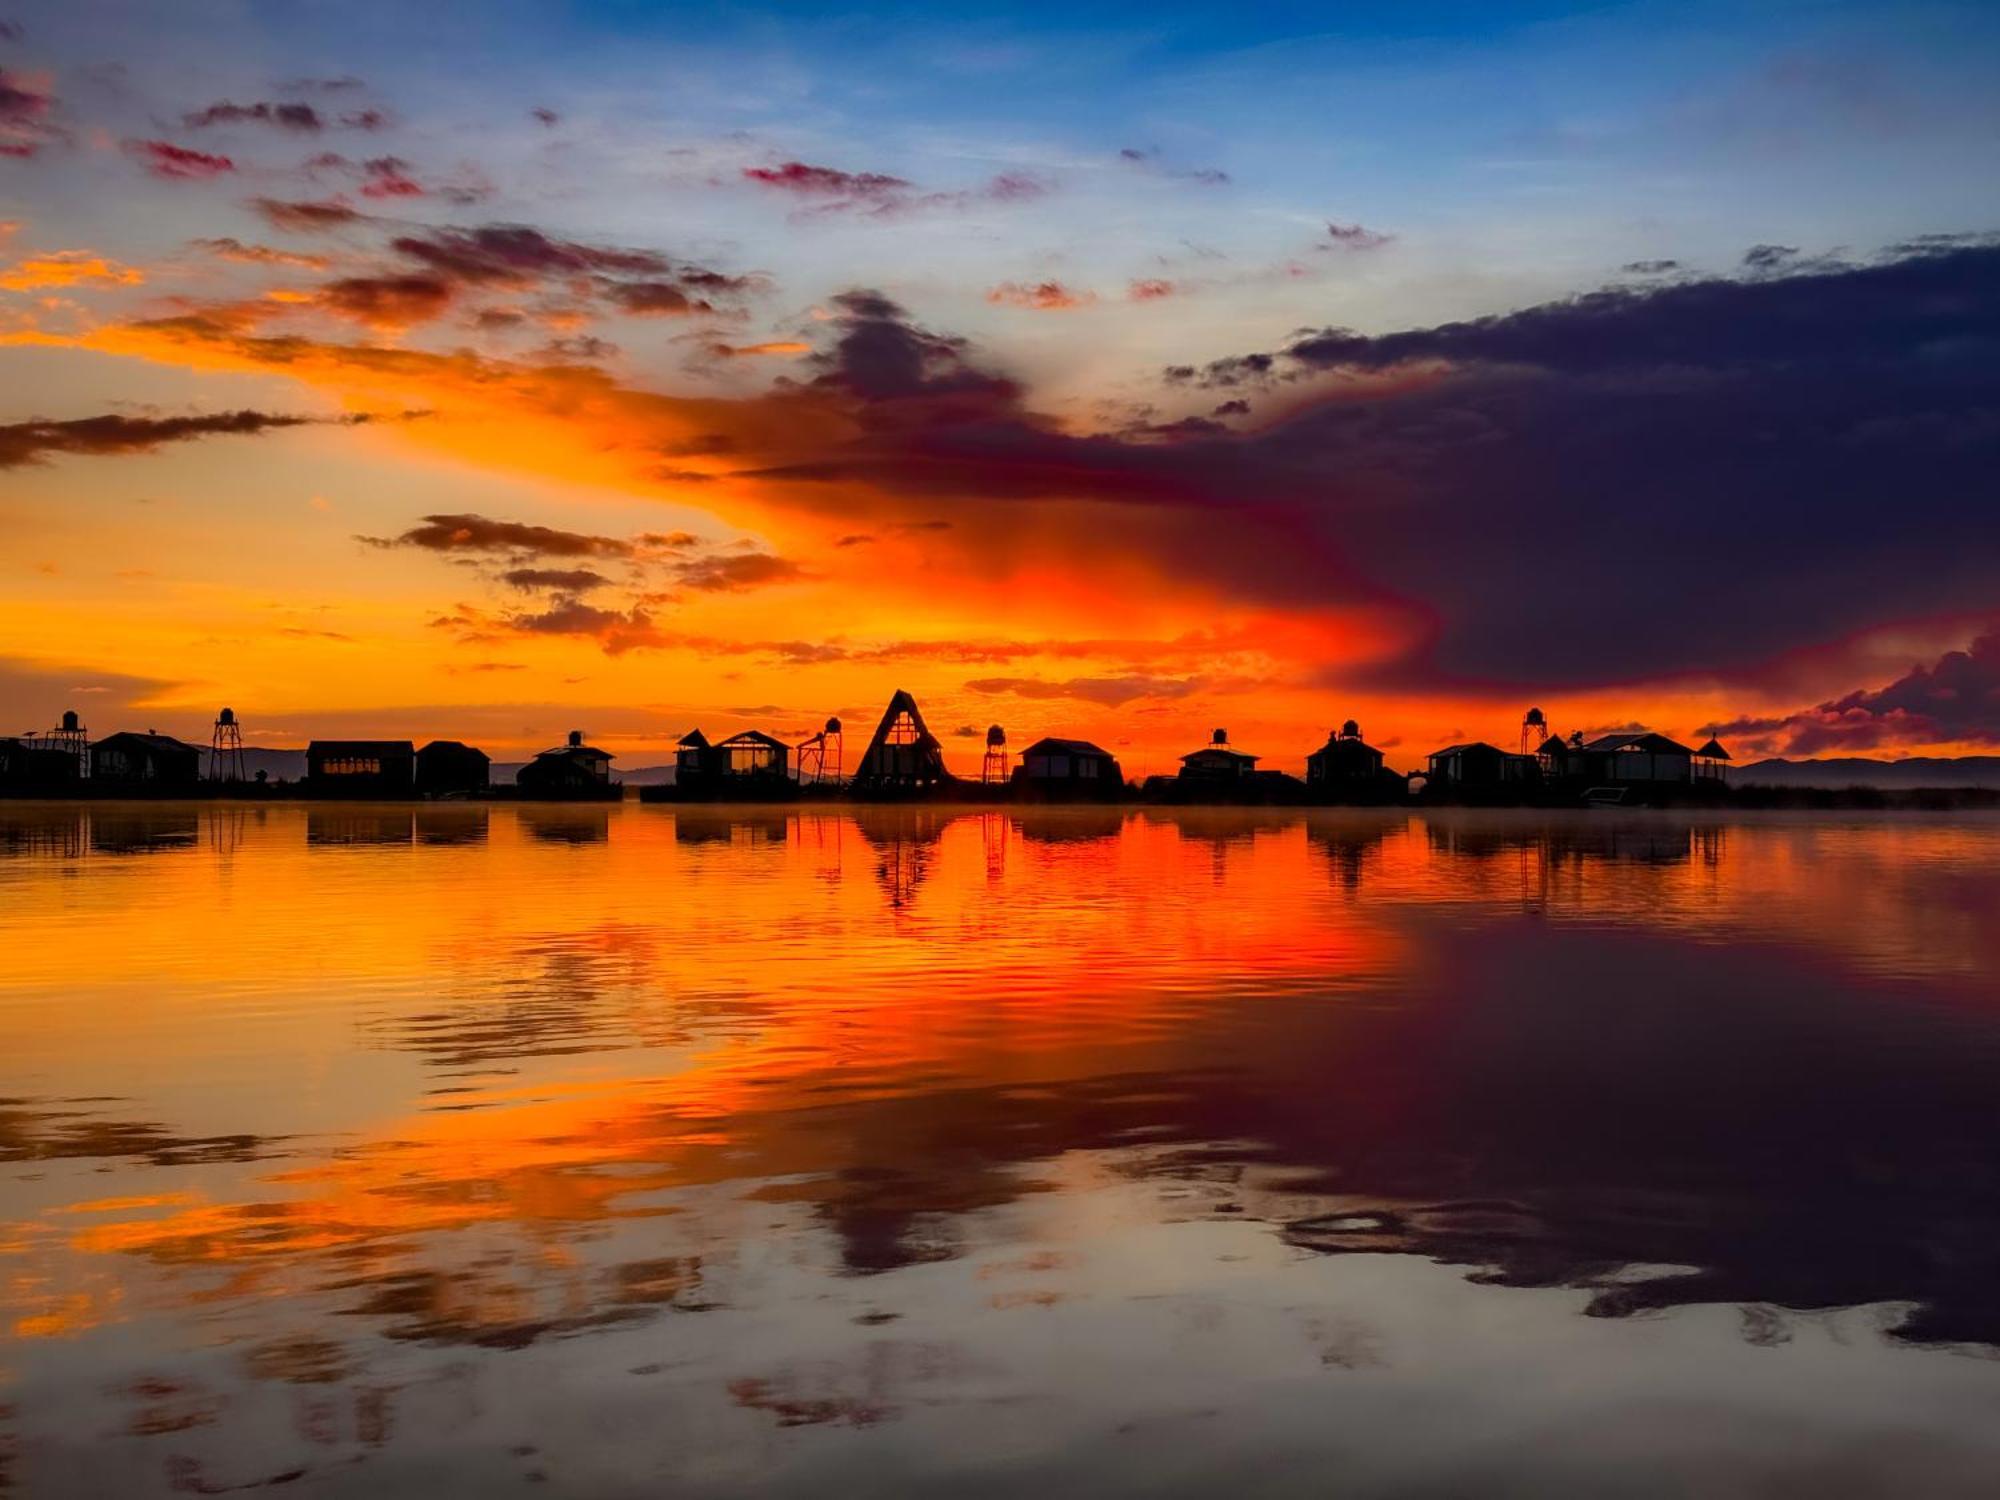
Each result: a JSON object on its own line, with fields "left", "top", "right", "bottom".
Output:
{"left": 3, "top": 0, "right": 1998, "bottom": 775}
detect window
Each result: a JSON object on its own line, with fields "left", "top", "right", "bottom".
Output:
{"left": 325, "top": 757, "right": 381, "bottom": 776}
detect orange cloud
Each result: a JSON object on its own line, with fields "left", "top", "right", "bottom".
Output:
{"left": 0, "top": 250, "right": 144, "bottom": 291}
{"left": 986, "top": 280, "right": 1095, "bottom": 311}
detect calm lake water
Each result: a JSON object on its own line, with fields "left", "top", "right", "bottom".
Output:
{"left": 4, "top": 803, "right": 2000, "bottom": 1497}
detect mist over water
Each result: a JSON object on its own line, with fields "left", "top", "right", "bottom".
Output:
{"left": 4, "top": 804, "right": 2000, "bottom": 1497}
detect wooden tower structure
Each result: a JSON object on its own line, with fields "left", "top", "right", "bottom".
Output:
{"left": 982, "top": 724, "right": 1008, "bottom": 785}
{"left": 796, "top": 716, "right": 843, "bottom": 786}
{"left": 210, "top": 706, "right": 246, "bottom": 782}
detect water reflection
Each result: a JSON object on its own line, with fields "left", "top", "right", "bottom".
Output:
{"left": 3, "top": 804, "right": 1999, "bottom": 1493}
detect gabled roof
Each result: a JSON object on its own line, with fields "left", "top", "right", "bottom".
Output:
{"left": 418, "top": 739, "right": 486, "bottom": 757}
{"left": 1695, "top": 737, "right": 1732, "bottom": 760}
{"left": 1310, "top": 734, "right": 1379, "bottom": 757}
{"left": 717, "top": 729, "right": 790, "bottom": 751}
{"left": 1429, "top": 741, "right": 1503, "bottom": 758}
{"left": 537, "top": 741, "right": 611, "bottom": 761}
{"left": 1180, "top": 745, "right": 1258, "bottom": 765}
{"left": 677, "top": 729, "right": 711, "bottom": 749}
{"left": 1020, "top": 736, "right": 1113, "bottom": 759}
{"left": 96, "top": 730, "right": 203, "bottom": 753}
{"left": 308, "top": 739, "right": 413, "bottom": 755}
{"left": 854, "top": 689, "right": 950, "bottom": 784}
{"left": 1584, "top": 731, "right": 1694, "bottom": 756}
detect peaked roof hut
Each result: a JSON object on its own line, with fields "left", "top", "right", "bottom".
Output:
{"left": 852, "top": 690, "right": 951, "bottom": 790}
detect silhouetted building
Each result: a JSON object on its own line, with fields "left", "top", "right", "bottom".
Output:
{"left": 1426, "top": 741, "right": 1536, "bottom": 788}
{"left": 92, "top": 731, "right": 202, "bottom": 788}
{"left": 518, "top": 729, "right": 614, "bottom": 796}
{"left": 1013, "top": 736, "right": 1122, "bottom": 800}
{"left": 1179, "top": 728, "right": 1258, "bottom": 781}
{"left": 1695, "top": 736, "right": 1733, "bottom": 781}
{"left": 307, "top": 739, "right": 415, "bottom": 796}
{"left": 675, "top": 729, "right": 714, "bottom": 790}
{"left": 0, "top": 737, "right": 81, "bottom": 789}
{"left": 1575, "top": 732, "right": 1695, "bottom": 786}
{"left": 1306, "top": 720, "right": 1386, "bottom": 787}
{"left": 416, "top": 739, "right": 489, "bottom": 797}
{"left": 852, "top": 690, "right": 951, "bottom": 792}
{"left": 714, "top": 729, "right": 791, "bottom": 784}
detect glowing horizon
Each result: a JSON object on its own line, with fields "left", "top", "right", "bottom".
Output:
{"left": 4, "top": 3, "right": 1999, "bottom": 770}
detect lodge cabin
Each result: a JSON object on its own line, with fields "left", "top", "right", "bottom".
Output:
{"left": 415, "top": 739, "right": 489, "bottom": 797}
{"left": 306, "top": 739, "right": 416, "bottom": 796}
{"left": 1013, "top": 736, "right": 1122, "bottom": 801}
{"left": 1425, "top": 741, "right": 1537, "bottom": 789}
{"left": 92, "top": 731, "right": 203, "bottom": 788}
{"left": 1574, "top": 731, "right": 1695, "bottom": 786}
{"left": 517, "top": 730, "right": 615, "bottom": 798}
{"left": 852, "top": 690, "right": 952, "bottom": 794}
{"left": 1307, "top": 721, "right": 1386, "bottom": 786}
{"left": 1178, "top": 729, "right": 1258, "bottom": 782}
{"left": 0, "top": 738, "right": 82, "bottom": 789}
{"left": 675, "top": 729, "right": 714, "bottom": 790}
{"left": 715, "top": 729, "right": 792, "bottom": 783}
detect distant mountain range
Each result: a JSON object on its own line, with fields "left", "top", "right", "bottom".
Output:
{"left": 1737, "top": 756, "right": 2000, "bottom": 789}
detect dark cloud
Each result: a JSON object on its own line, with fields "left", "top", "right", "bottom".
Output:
{"left": 531, "top": 107, "right": 559, "bottom": 127}
{"left": 1622, "top": 259, "right": 1682, "bottom": 274}
{"left": 358, "top": 155, "right": 422, "bottom": 198}
{"left": 0, "top": 410, "right": 366, "bottom": 467}
{"left": 742, "top": 160, "right": 1048, "bottom": 218}
{"left": 742, "top": 160, "right": 910, "bottom": 200}
{"left": 602, "top": 280, "right": 715, "bottom": 316}
{"left": 0, "top": 64, "right": 56, "bottom": 156}
{"left": 385, "top": 225, "right": 755, "bottom": 321}
{"left": 184, "top": 100, "right": 324, "bottom": 131}
{"left": 189, "top": 237, "right": 330, "bottom": 270}
{"left": 672, "top": 551, "right": 805, "bottom": 592}
{"left": 362, "top": 514, "right": 639, "bottom": 559}
{"left": 1323, "top": 220, "right": 1393, "bottom": 250}
{"left": 390, "top": 224, "right": 670, "bottom": 284}
{"left": 316, "top": 272, "right": 452, "bottom": 326}
{"left": 501, "top": 598, "right": 665, "bottom": 654}
{"left": 249, "top": 196, "right": 362, "bottom": 232}
{"left": 1743, "top": 243, "right": 1799, "bottom": 270}
{"left": 801, "top": 288, "right": 1019, "bottom": 406}
{"left": 126, "top": 139, "right": 234, "bottom": 179}
{"left": 749, "top": 244, "right": 2000, "bottom": 690}
{"left": 500, "top": 567, "right": 612, "bottom": 593}
{"left": 1717, "top": 633, "right": 2000, "bottom": 753}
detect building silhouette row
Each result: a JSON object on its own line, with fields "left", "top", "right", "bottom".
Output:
{"left": 1, "top": 694, "right": 1735, "bottom": 806}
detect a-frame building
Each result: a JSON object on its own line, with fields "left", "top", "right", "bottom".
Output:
{"left": 852, "top": 689, "right": 952, "bottom": 791}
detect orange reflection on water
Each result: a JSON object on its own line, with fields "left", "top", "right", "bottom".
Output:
{"left": 5, "top": 804, "right": 2000, "bottom": 1495}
